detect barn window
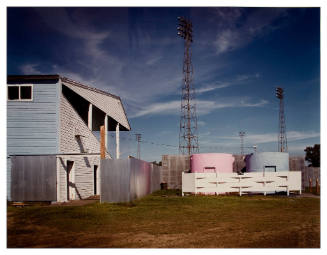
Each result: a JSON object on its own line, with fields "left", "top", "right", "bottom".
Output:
{"left": 8, "top": 86, "right": 19, "bottom": 100}
{"left": 8, "top": 85, "right": 33, "bottom": 101}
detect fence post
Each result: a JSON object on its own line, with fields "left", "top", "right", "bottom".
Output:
{"left": 100, "top": 125, "right": 105, "bottom": 159}
{"left": 316, "top": 178, "right": 319, "bottom": 194}
{"left": 309, "top": 178, "right": 312, "bottom": 193}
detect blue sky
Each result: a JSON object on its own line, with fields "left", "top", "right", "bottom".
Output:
{"left": 7, "top": 7, "right": 320, "bottom": 162}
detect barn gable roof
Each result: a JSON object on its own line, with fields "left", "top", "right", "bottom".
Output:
{"left": 61, "top": 77, "right": 131, "bottom": 131}
{"left": 7, "top": 75, "right": 131, "bottom": 131}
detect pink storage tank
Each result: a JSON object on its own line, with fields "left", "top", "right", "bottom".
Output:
{"left": 191, "top": 153, "right": 234, "bottom": 173}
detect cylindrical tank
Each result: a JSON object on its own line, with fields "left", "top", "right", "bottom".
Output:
{"left": 191, "top": 153, "right": 234, "bottom": 173}
{"left": 246, "top": 152, "right": 289, "bottom": 172}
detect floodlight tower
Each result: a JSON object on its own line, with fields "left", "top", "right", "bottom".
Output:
{"left": 177, "top": 16, "right": 199, "bottom": 155}
{"left": 276, "top": 87, "right": 288, "bottom": 152}
{"left": 239, "top": 131, "right": 245, "bottom": 155}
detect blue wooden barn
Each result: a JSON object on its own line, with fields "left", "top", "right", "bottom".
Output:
{"left": 7, "top": 75, "right": 131, "bottom": 202}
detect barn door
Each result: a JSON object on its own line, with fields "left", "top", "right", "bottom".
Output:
{"left": 94, "top": 165, "right": 98, "bottom": 195}
{"left": 66, "top": 160, "right": 75, "bottom": 200}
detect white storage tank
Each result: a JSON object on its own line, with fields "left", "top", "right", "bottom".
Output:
{"left": 246, "top": 152, "right": 289, "bottom": 172}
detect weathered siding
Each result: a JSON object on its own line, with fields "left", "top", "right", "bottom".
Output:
{"left": 100, "top": 158, "right": 161, "bottom": 203}
{"left": 7, "top": 81, "right": 60, "bottom": 200}
{"left": 161, "top": 155, "right": 190, "bottom": 189}
{"left": 63, "top": 82, "right": 130, "bottom": 130}
{"left": 289, "top": 156, "right": 305, "bottom": 171}
{"left": 59, "top": 94, "right": 102, "bottom": 154}
{"left": 7, "top": 82, "right": 60, "bottom": 155}
{"left": 302, "top": 166, "right": 320, "bottom": 189}
{"left": 11, "top": 155, "right": 57, "bottom": 201}
{"left": 57, "top": 155, "right": 100, "bottom": 202}
{"left": 57, "top": 93, "right": 107, "bottom": 202}
{"left": 7, "top": 158, "right": 11, "bottom": 201}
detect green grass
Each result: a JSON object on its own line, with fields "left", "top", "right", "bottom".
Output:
{"left": 7, "top": 190, "right": 320, "bottom": 248}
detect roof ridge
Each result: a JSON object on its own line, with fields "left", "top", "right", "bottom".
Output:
{"left": 60, "top": 76, "right": 121, "bottom": 100}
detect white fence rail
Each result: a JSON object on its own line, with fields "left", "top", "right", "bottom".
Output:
{"left": 182, "top": 171, "right": 301, "bottom": 196}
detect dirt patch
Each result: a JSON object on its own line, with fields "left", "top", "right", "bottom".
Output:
{"left": 50, "top": 199, "right": 99, "bottom": 207}
{"left": 7, "top": 193, "right": 320, "bottom": 248}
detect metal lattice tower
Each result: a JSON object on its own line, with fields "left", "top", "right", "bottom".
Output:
{"left": 276, "top": 87, "right": 288, "bottom": 152}
{"left": 239, "top": 131, "right": 245, "bottom": 155}
{"left": 177, "top": 16, "right": 199, "bottom": 155}
{"left": 135, "top": 134, "right": 141, "bottom": 159}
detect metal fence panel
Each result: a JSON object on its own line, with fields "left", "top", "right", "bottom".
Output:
{"left": 101, "top": 158, "right": 161, "bottom": 203}
{"left": 161, "top": 155, "right": 190, "bottom": 189}
{"left": 100, "top": 159, "right": 130, "bottom": 203}
{"left": 11, "top": 155, "right": 57, "bottom": 201}
{"left": 131, "top": 158, "right": 151, "bottom": 199}
{"left": 151, "top": 164, "right": 161, "bottom": 193}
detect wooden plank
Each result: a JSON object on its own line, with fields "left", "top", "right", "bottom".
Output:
{"left": 100, "top": 125, "right": 105, "bottom": 159}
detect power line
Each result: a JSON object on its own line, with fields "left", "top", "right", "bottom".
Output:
{"left": 108, "top": 133, "right": 256, "bottom": 154}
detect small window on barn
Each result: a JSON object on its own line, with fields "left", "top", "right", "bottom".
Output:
{"left": 8, "top": 86, "right": 19, "bottom": 100}
{"left": 20, "top": 86, "right": 32, "bottom": 99}
{"left": 8, "top": 85, "right": 33, "bottom": 101}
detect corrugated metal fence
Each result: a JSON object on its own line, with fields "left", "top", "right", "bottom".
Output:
{"left": 100, "top": 158, "right": 161, "bottom": 203}
{"left": 161, "top": 155, "right": 190, "bottom": 189}
{"left": 302, "top": 167, "right": 320, "bottom": 189}
{"left": 11, "top": 155, "right": 57, "bottom": 201}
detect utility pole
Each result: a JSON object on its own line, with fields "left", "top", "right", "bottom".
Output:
{"left": 239, "top": 131, "right": 245, "bottom": 155}
{"left": 276, "top": 87, "right": 288, "bottom": 152}
{"left": 177, "top": 16, "right": 199, "bottom": 155}
{"left": 135, "top": 134, "right": 142, "bottom": 159}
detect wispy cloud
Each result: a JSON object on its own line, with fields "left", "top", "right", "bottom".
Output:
{"left": 197, "top": 72, "right": 260, "bottom": 94}
{"left": 217, "top": 131, "right": 320, "bottom": 145}
{"left": 145, "top": 55, "right": 163, "bottom": 66}
{"left": 197, "top": 121, "right": 206, "bottom": 127}
{"left": 20, "top": 64, "right": 43, "bottom": 75}
{"left": 26, "top": 8, "right": 281, "bottom": 121}
{"left": 197, "top": 130, "right": 320, "bottom": 154}
{"left": 131, "top": 98, "right": 268, "bottom": 118}
{"left": 30, "top": 8, "right": 183, "bottom": 109}
{"left": 197, "top": 83, "right": 231, "bottom": 93}
{"left": 236, "top": 73, "right": 260, "bottom": 81}
{"left": 213, "top": 8, "right": 288, "bottom": 54}
{"left": 287, "top": 131, "right": 320, "bottom": 142}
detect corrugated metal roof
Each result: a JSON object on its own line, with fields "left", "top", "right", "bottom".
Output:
{"left": 61, "top": 77, "right": 131, "bottom": 131}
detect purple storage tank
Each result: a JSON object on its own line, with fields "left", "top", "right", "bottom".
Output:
{"left": 190, "top": 153, "right": 234, "bottom": 173}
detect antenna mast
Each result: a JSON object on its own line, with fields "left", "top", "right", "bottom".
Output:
{"left": 276, "top": 87, "right": 288, "bottom": 152}
{"left": 239, "top": 131, "right": 245, "bottom": 155}
{"left": 177, "top": 16, "right": 199, "bottom": 155}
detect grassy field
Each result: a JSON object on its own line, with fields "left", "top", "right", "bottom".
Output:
{"left": 7, "top": 190, "right": 320, "bottom": 248}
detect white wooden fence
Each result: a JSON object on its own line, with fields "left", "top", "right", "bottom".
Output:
{"left": 182, "top": 171, "right": 302, "bottom": 196}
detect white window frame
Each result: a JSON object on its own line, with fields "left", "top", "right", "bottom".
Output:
{"left": 7, "top": 84, "right": 33, "bottom": 101}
